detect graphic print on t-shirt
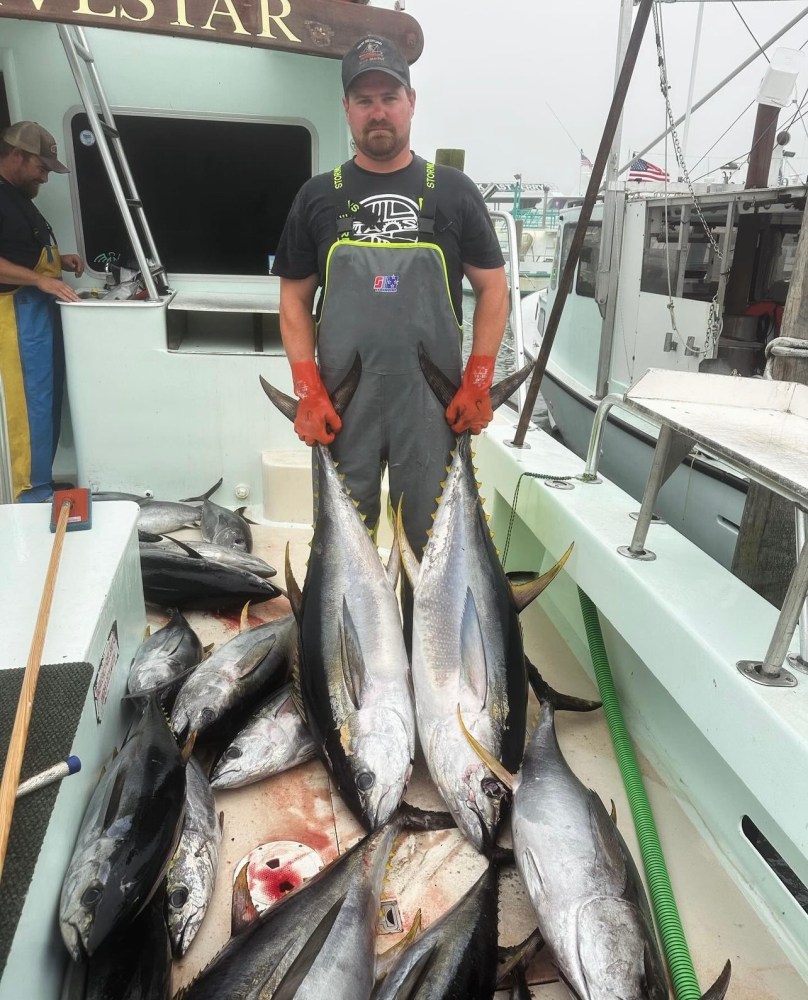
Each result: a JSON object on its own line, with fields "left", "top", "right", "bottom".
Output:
{"left": 352, "top": 194, "right": 419, "bottom": 243}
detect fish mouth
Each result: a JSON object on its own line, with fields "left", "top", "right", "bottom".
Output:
{"left": 61, "top": 920, "right": 87, "bottom": 962}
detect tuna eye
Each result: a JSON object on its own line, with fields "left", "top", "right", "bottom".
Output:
{"left": 81, "top": 885, "right": 102, "bottom": 908}
{"left": 224, "top": 746, "right": 242, "bottom": 760}
{"left": 170, "top": 887, "right": 189, "bottom": 908}
{"left": 481, "top": 776, "right": 506, "bottom": 800}
{"left": 356, "top": 771, "right": 375, "bottom": 791}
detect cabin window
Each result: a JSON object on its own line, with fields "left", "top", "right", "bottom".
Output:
{"left": 69, "top": 112, "right": 312, "bottom": 277}
{"left": 759, "top": 226, "right": 799, "bottom": 303}
{"left": 555, "top": 222, "right": 601, "bottom": 298}
{"left": 640, "top": 204, "right": 732, "bottom": 301}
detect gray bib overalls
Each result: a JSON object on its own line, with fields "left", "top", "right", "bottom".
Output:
{"left": 316, "top": 162, "right": 462, "bottom": 560}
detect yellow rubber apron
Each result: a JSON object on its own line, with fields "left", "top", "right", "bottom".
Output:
{"left": 0, "top": 243, "right": 65, "bottom": 501}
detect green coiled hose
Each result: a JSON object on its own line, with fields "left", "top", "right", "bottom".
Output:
{"left": 578, "top": 587, "right": 702, "bottom": 1000}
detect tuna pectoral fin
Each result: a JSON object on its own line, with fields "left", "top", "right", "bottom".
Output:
{"left": 460, "top": 588, "right": 488, "bottom": 711}
{"left": 508, "top": 543, "right": 574, "bottom": 612}
{"left": 271, "top": 896, "right": 347, "bottom": 1000}
{"left": 394, "top": 499, "right": 421, "bottom": 588}
{"left": 235, "top": 635, "right": 277, "bottom": 679}
{"left": 231, "top": 863, "right": 260, "bottom": 935}
{"left": 700, "top": 960, "right": 732, "bottom": 1000}
{"left": 525, "top": 659, "right": 601, "bottom": 713}
{"left": 456, "top": 707, "right": 515, "bottom": 793}
{"left": 339, "top": 598, "right": 370, "bottom": 710}
{"left": 375, "top": 909, "right": 422, "bottom": 981}
{"left": 497, "top": 928, "right": 545, "bottom": 986}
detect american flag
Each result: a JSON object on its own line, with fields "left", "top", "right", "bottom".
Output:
{"left": 627, "top": 157, "right": 670, "bottom": 182}
{"left": 580, "top": 149, "right": 593, "bottom": 170}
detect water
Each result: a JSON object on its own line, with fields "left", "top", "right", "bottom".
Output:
{"left": 460, "top": 289, "right": 551, "bottom": 431}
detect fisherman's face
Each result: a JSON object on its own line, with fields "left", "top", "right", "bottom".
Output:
{"left": 343, "top": 72, "right": 415, "bottom": 164}
{"left": 15, "top": 151, "right": 49, "bottom": 199}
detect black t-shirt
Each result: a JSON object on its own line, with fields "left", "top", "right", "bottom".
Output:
{"left": 0, "top": 179, "right": 55, "bottom": 292}
{"left": 271, "top": 154, "right": 504, "bottom": 322}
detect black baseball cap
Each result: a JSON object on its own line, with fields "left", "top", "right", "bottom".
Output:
{"left": 342, "top": 35, "right": 411, "bottom": 94}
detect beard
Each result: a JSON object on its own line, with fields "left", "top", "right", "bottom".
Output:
{"left": 18, "top": 179, "right": 41, "bottom": 199}
{"left": 354, "top": 123, "right": 408, "bottom": 162}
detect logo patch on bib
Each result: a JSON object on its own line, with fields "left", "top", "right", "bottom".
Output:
{"left": 374, "top": 275, "right": 399, "bottom": 293}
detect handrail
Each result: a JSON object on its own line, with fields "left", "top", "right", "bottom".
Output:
{"left": 0, "top": 373, "right": 14, "bottom": 504}
{"left": 488, "top": 211, "right": 528, "bottom": 416}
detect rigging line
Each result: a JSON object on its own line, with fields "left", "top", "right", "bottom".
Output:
{"left": 689, "top": 32, "right": 808, "bottom": 174}
{"left": 545, "top": 102, "right": 585, "bottom": 158}
{"left": 731, "top": 1, "right": 770, "bottom": 64}
{"left": 689, "top": 99, "right": 756, "bottom": 174}
{"left": 689, "top": 83, "right": 808, "bottom": 184}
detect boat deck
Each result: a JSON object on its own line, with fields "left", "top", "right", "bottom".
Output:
{"left": 161, "top": 520, "right": 806, "bottom": 999}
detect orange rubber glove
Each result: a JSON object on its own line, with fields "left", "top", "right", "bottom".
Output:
{"left": 291, "top": 360, "right": 342, "bottom": 446}
{"left": 446, "top": 355, "right": 496, "bottom": 434}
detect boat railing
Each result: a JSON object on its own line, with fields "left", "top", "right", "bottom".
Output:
{"left": 0, "top": 375, "right": 13, "bottom": 505}
{"left": 487, "top": 211, "right": 529, "bottom": 415}
{"left": 577, "top": 369, "right": 808, "bottom": 688}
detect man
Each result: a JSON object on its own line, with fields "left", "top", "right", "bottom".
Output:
{"left": 0, "top": 121, "right": 84, "bottom": 502}
{"left": 272, "top": 35, "right": 509, "bottom": 564}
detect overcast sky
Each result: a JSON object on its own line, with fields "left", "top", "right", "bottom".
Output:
{"left": 393, "top": 0, "right": 808, "bottom": 192}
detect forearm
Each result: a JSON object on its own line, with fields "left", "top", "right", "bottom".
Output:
{"left": 278, "top": 276, "right": 319, "bottom": 365}
{"left": 469, "top": 275, "right": 509, "bottom": 358}
{"left": 0, "top": 257, "right": 50, "bottom": 288}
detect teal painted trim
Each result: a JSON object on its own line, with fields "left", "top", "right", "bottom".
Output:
{"left": 577, "top": 586, "right": 703, "bottom": 1000}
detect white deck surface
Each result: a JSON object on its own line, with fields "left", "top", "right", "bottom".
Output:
{"left": 157, "top": 520, "right": 807, "bottom": 999}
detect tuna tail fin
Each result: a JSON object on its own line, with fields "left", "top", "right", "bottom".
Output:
{"left": 497, "top": 928, "right": 545, "bottom": 991}
{"left": 700, "top": 961, "right": 732, "bottom": 1000}
{"left": 397, "top": 801, "right": 456, "bottom": 832}
{"left": 417, "top": 342, "right": 534, "bottom": 412}
{"left": 525, "top": 659, "right": 602, "bottom": 713}
{"left": 259, "top": 353, "right": 363, "bottom": 422}
{"left": 179, "top": 476, "right": 223, "bottom": 503}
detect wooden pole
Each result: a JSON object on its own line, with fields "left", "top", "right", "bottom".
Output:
{"left": 0, "top": 499, "right": 72, "bottom": 882}
{"left": 512, "top": 0, "right": 653, "bottom": 447}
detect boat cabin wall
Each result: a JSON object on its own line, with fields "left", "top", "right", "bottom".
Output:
{"left": 2, "top": 20, "right": 350, "bottom": 505}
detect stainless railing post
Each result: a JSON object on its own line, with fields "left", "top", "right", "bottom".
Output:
{"left": 487, "top": 211, "right": 528, "bottom": 416}
{"left": 579, "top": 393, "right": 623, "bottom": 482}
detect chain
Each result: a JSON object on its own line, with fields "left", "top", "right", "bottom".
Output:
{"left": 652, "top": 2, "right": 723, "bottom": 260}
{"left": 705, "top": 294, "right": 723, "bottom": 357}
{"left": 502, "top": 471, "right": 574, "bottom": 566}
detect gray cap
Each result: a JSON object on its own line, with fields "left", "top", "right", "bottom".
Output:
{"left": 342, "top": 36, "right": 411, "bottom": 94}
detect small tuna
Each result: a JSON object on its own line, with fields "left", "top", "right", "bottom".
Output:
{"left": 200, "top": 499, "right": 253, "bottom": 552}
{"left": 59, "top": 699, "right": 187, "bottom": 959}
{"left": 210, "top": 684, "right": 317, "bottom": 790}
{"left": 126, "top": 608, "right": 204, "bottom": 703}
{"left": 170, "top": 608, "right": 297, "bottom": 742}
{"left": 166, "top": 756, "right": 223, "bottom": 957}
